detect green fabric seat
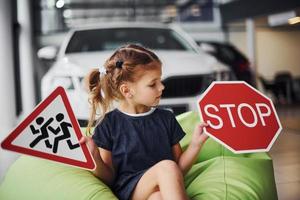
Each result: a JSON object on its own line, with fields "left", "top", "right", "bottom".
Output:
{"left": 0, "top": 111, "right": 277, "bottom": 200}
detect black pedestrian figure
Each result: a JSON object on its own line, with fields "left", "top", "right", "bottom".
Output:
{"left": 29, "top": 117, "right": 55, "bottom": 149}
{"left": 52, "top": 113, "right": 80, "bottom": 154}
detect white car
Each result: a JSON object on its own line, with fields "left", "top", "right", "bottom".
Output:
{"left": 38, "top": 23, "right": 234, "bottom": 125}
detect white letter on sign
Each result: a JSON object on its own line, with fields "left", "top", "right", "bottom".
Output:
{"left": 220, "top": 104, "right": 236, "bottom": 128}
{"left": 237, "top": 103, "right": 258, "bottom": 127}
{"left": 256, "top": 103, "right": 271, "bottom": 126}
{"left": 204, "top": 104, "right": 223, "bottom": 129}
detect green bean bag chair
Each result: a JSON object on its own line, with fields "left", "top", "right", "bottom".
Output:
{"left": 0, "top": 111, "right": 277, "bottom": 200}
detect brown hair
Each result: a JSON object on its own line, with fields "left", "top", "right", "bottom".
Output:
{"left": 85, "top": 44, "right": 161, "bottom": 134}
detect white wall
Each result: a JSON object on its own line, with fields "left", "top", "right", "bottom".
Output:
{"left": 229, "top": 27, "right": 300, "bottom": 80}
{"left": 0, "top": 0, "right": 37, "bottom": 183}
{"left": 0, "top": 0, "right": 19, "bottom": 183}
{"left": 256, "top": 29, "right": 300, "bottom": 79}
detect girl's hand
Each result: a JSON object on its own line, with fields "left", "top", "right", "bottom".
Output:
{"left": 79, "top": 136, "right": 101, "bottom": 161}
{"left": 79, "top": 136, "right": 114, "bottom": 184}
{"left": 191, "top": 123, "right": 209, "bottom": 148}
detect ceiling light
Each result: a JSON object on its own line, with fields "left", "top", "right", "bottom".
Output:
{"left": 56, "top": 0, "right": 65, "bottom": 9}
{"left": 268, "top": 10, "right": 296, "bottom": 26}
{"left": 288, "top": 16, "right": 300, "bottom": 25}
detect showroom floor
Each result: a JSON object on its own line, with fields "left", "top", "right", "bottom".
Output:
{"left": 269, "top": 104, "right": 300, "bottom": 200}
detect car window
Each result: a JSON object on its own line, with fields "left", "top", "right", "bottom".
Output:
{"left": 65, "top": 28, "right": 195, "bottom": 53}
{"left": 219, "top": 46, "right": 236, "bottom": 61}
{"left": 219, "top": 45, "right": 248, "bottom": 62}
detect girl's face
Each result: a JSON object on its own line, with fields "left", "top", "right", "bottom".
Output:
{"left": 129, "top": 65, "right": 165, "bottom": 108}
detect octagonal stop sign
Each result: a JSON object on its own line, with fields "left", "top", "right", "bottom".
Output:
{"left": 198, "top": 81, "right": 282, "bottom": 153}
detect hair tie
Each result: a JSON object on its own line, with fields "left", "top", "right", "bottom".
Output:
{"left": 116, "top": 60, "right": 123, "bottom": 69}
{"left": 99, "top": 66, "right": 107, "bottom": 75}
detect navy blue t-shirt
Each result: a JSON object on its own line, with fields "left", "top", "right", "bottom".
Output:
{"left": 92, "top": 108, "right": 185, "bottom": 200}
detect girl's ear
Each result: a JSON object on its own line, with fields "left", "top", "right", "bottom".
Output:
{"left": 119, "top": 83, "right": 133, "bottom": 98}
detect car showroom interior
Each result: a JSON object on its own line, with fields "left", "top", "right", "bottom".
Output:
{"left": 0, "top": 0, "right": 299, "bottom": 199}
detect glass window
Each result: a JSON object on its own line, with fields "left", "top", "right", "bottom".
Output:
{"left": 65, "top": 28, "right": 195, "bottom": 53}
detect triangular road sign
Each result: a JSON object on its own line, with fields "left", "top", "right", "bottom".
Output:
{"left": 1, "top": 87, "right": 96, "bottom": 170}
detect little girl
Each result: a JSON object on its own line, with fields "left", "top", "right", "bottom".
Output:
{"left": 81, "top": 44, "right": 208, "bottom": 200}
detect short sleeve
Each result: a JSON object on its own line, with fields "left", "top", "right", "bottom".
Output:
{"left": 169, "top": 113, "right": 186, "bottom": 146}
{"left": 92, "top": 118, "right": 113, "bottom": 151}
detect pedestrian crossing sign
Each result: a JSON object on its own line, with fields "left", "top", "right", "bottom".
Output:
{"left": 1, "top": 87, "right": 96, "bottom": 170}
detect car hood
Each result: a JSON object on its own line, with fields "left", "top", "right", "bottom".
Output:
{"left": 53, "top": 50, "right": 226, "bottom": 78}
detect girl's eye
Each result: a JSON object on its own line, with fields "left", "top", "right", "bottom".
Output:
{"left": 148, "top": 83, "right": 156, "bottom": 87}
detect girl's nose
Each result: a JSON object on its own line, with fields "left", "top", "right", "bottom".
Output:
{"left": 159, "top": 82, "right": 165, "bottom": 91}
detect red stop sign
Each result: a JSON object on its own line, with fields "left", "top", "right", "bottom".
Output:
{"left": 198, "top": 81, "right": 282, "bottom": 153}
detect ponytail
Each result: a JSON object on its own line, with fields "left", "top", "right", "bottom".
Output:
{"left": 85, "top": 69, "right": 112, "bottom": 135}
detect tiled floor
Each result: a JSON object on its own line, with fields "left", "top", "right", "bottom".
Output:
{"left": 269, "top": 104, "right": 300, "bottom": 200}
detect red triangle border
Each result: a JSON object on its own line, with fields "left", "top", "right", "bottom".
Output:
{"left": 1, "top": 87, "right": 96, "bottom": 170}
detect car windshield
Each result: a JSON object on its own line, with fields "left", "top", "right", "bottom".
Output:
{"left": 65, "top": 27, "right": 195, "bottom": 53}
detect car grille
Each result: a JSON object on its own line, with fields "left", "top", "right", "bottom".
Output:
{"left": 158, "top": 104, "right": 188, "bottom": 116}
{"left": 162, "top": 75, "right": 214, "bottom": 98}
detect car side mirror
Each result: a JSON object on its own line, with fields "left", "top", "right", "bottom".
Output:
{"left": 37, "top": 46, "right": 58, "bottom": 61}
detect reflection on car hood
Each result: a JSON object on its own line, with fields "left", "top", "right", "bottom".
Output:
{"left": 56, "top": 50, "right": 221, "bottom": 77}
